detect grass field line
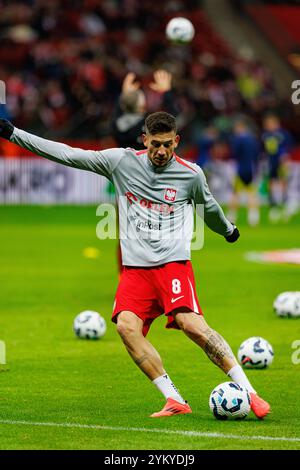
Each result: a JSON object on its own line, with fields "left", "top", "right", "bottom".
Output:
{"left": 0, "top": 419, "right": 300, "bottom": 443}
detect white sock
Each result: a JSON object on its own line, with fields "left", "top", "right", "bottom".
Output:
{"left": 227, "top": 365, "right": 256, "bottom": 394}
{"left": 152, "top": 374, "right": 186, "bottom": 404}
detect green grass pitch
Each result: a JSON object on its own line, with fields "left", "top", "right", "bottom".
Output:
{"left": 0, "top": 205, "right": 300, "bottom": 450}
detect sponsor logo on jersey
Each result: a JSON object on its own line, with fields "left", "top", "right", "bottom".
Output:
{"left": 136, "top": 219, "right": 162, "bottom": 232}
{"left": 164, "top": 188, "right": 177, "bottom": 202}
{"left": 125, "top": 191, "right": 174, "bottom": 214}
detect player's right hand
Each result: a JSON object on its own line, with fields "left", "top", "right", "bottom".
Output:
{"left": 0, "top": 118, "right": 14, "bottom": 140}
{"left": 225, "top": 225, "right": 240, "bottom": 243}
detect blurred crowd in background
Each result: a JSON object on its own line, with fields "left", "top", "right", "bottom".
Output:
{"left": 0, "top": 0, "right": 299, "bottom": 221}
{"left": 0, "top": 0, "right": 296, "bottom": 138}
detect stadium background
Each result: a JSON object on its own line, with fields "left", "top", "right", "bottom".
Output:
{"left": 1, "top": 0, "right": 300, "bottom": 451}
{"left": 0, "top": 0, "right": 300, "bottom": 206}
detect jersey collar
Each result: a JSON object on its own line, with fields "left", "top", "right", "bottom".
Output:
{"left": 146, "top": 153, "right": 176, "bottom": 173}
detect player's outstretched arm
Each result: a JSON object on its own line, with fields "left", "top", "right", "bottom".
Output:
{"left": 192, "top": 167, "right": 240, "bottom": 242}
{"left": 0, "top": 118, "right": 122, "bottom": 178}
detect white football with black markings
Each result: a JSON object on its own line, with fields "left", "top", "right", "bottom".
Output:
{"left": 165, "top": 17, "right": 195, "bottom": 44}
{"left": 209, "top": 382, "right": 250, "bottom": 420}
{"left": 238, "top": 336, "right": 274, "bottom": 369}
{"left": 273, "top": 291, "right": 300, "bottom": 318}
{"left": 73, "top": 310, "right": 106, "bottom": 339}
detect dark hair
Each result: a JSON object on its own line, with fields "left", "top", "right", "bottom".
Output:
{"left": 145, "top": 111, "right": 177, "bottom": 135}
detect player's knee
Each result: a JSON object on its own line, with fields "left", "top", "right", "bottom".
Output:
{"left": 116, "top": 313, "right": 139, "bottom": 339}
{"left": 177, "top": 313, "right": 210, "bottom": 340}
{"left": 177, "top": 315, "right": 199, "bottom": 336}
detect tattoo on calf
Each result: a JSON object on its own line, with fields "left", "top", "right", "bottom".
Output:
{"left": 203, "top": 328, "right": 235, "bottom": 368}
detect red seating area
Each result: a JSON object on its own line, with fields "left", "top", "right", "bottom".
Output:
{"left": 268, "top": 5, "right": 300, "bottom": 45}
{"left": 246, "top": 4, "right": 300, "bottom": 70}
{"left": 177, "top": 10, "right": 233, "bottom": 60}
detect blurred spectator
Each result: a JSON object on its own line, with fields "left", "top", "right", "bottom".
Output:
{"left": 228, "top": 117, "right": 261, "bottom": 226}
{"left": 196, "top": 125, "right": 220, "bottom": 169}
{"left": 204, "top": 138, "right": 235, "bottom": 204}
{"left": 111, "top": 69, "right": 177, "bottom": 149}
{"left": 285, "top": 148, "right": 300, "bottom": 220}
{"left": 0, "top": 104, "right": 11, "bottom": 120}
{"left": 261, "top": 113, "right": 294, "bottom": 222}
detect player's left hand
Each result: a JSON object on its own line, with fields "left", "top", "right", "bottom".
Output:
{"left": 225, "top": 225, "right": 240, "bottom": 243}
{"left": 149, "top": 69, "right": 172, "bottom": 93}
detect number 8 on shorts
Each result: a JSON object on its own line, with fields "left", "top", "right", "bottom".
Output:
{"left": 172, "top": 279, "right": 182, "bottom": 294}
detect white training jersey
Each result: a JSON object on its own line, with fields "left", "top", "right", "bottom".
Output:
{"left": 11, "top": 128, "right": 233, "bottom": 267}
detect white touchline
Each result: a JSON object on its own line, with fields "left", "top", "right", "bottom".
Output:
{"left": 0, "top": 419, "right": 299, "bottom": 443}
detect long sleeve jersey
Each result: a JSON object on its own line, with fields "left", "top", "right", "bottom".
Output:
{"left": 11, "top": 127, "right": 233, "bottom": 267}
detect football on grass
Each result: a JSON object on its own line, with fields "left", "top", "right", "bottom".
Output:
{"left": 273, "top": 291, "right": 300, "bottom": 318}
{"left": 73, "top": 310, "right": 106, "bottom": 339}
{"left": 209, "top": 382, "right": 250, "bottom": 420}
{"left": 238, "top": 336, "right": 274, "bottom": 368}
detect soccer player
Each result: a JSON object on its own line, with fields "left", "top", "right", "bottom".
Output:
{"left": 228, "top": 118, "right": 260, "bottom": 226}
{"left": 111, "top": 69, "right": 176, "bottom": 271}
{"left": 262, "top": 114, "right": 294, "bottom": 223}
{"left": 0, "top": 114, "right": 270, "bottom": 419}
